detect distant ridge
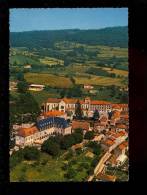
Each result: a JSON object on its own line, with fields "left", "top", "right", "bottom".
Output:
{"left": 10, "top": 26, "right": 128, "bottom": 48}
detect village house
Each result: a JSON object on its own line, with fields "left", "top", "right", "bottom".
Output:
{"left": 101, "top": 138, "right": 115, "bottom": 151}
{"left": 72, "top": 120, "right": 91, "bottom": 133}
{"left": 112, "top": 104, "right": 128, "bottom": 112}
{"left": 99, "top": 116, "right": 108, "bottom": 127}
{"left": 107, "top": 141, "right": 128, "bottom": 167}
{"left": 114, "top": 141, "right": 128, "bottom": 156}
{"left": 92, "top": 134, "right": 105, "bottom": 143}
{"left": 93, "top": 122, "right": 106, "bottom": 133}
{"left": 116, "top": 153, "right": 128, "bottom": 166}
{"left": 24, "top": 64, "right": 32, "bottom": 69}
{"left": 29, "top": 84, "right": 45, "bottom": 91}
{"left": 115, "top": 124, "right": 127, "bottom": 131}
{"left": 89, "top": 89, "right": 97, "bottom": 95}
{"left": 15, "top": 117, "right": 72, "bottom": 147}
{"left": 83, "top": 85, "right": 94, "bottom": 90}
{"left": 96, "top": 173, "right": 117, "bottom": 182}
{"left": 9, "top": 81, "right": 18, "bottom": 91}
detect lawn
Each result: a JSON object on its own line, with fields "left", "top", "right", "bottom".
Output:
{"left": 24, "top": 73, "right": 73, "bottom": 88}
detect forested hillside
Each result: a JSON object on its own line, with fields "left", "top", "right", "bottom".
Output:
{"left": 10, "top": 26, "right": 128, "bottom": 48}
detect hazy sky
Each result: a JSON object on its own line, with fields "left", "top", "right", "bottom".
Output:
{"left": 10, "top": 8, "right": 128, "bottom": 32}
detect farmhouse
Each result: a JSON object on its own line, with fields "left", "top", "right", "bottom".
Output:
{"left": 9, "top": 81, "right": 18, "bottom": 91}
{"left": 96, "top": 173, "right": 117, "bottom": 182}
{"left": 24, "top": 64, "right": 31, "bottom": 69}
{"left": 83, "top": 85, "right": 94, "bottom": 90}
{"left": 29, "top": 84, "right": 45, "bottom": 91}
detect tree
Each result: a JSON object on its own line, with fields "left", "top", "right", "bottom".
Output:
{"left": 73, "top": 132, "right": 83, "bottom": 144}
{"left": 16, "top": 92, "right": 40, "bottom": 122}
{"left": 60, "top": 89, "right": 66, "bottom": 98}
{"left": 84, "top": 131, "right": 95, "bottom": 140}
{"left": 75, "top": 100, "right": 83, "bottom": 120}
{"left": 23, "top": 146, "right": 40, "bottom": 161}
{"left": 17, "top": 81, "right": 28, "bottom": 93}
{"left": 16, "top": 72, "right": 25, "bottom": 81}
{"left": 74, "top": 128, "right": 83, "bottom": 135}
{"left": 87, "top": 141, "right": 101, "bottom": 156}
{"left": 120, "top": 92, "right": 128, "bottom": 103}
{"left": 93, "top": 109, "right": 100, "bottom": 121}
{"left": 41, "top": 139, "right": 60, "bottom": 156}
{"left": 66, "top": 85, "right": 82, "bottom": 98}
{"left": 10, "top": 149, "right": 24, "bottom": 169}
{"left": 91, "top": 157, "right": 99, "bottom": 167}
{"left": 61, "top": 134, "right": 75, "bottom": 150}
{"left": 65, "top": 168, "right": 76, "bottom": 180}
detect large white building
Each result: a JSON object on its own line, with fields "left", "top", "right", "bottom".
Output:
{"left": 42, "top": 97, "right": 114, "bottom": 117}
{"left": 15, "top": 117, "right": 72, "bottom": 147}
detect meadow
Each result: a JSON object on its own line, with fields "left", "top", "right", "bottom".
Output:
{"left": 24, "top": 73, "right": 73, "bottom": 88}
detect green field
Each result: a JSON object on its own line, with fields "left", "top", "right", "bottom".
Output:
{"left": 74, "top": 75, "right": 124, "bottom": 87}
{"left": 40, "top": 57, "right": 64, "bottom": 66}
{"left": 30, "top": 90, "right": 60, "bottom": 106}
{"left": 24, "top": 73, "right": 73, "bottom": 88}
{"left": 10, "top": 54, "right": 40, "bottom": 65}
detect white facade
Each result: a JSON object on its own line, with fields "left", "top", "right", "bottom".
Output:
{"left": 43, "top": 98, "right": 113, "bottom": 116}
{"left": 16, "top": 126, "right": 72, "bottom": 147}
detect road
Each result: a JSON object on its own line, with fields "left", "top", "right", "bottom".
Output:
{"left": 87, "top": 134, "right": 128, "bottom": 181}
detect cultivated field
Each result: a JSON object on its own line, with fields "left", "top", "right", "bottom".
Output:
{"left": 74, "top": 75, "right": 124, "bottom": 86}
{"left": 24, "top": 73, "right": 73, "bottom": 88}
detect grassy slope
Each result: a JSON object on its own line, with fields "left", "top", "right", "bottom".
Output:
{"left": 24, "top": 73, "right": 73, "bottom": 88}
{"left": 74, "top": 75, "right": 124, "bottom": 86}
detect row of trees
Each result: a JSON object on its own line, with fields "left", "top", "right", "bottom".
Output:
{"left": 86, "top": 67, "right": 116, "bottom": 78}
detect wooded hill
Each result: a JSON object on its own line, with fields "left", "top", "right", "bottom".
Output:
{"left": 10, "top": 26, "right": 128, "bottom": 48}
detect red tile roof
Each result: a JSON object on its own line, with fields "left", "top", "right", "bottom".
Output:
{"left": 116, "top": 124, "right": 127, "bottom": 129}
{"left": 47, "top": 98, "right": 61, "bottom": 103}
{"left": 18, "top": 126, "right": 38, "bottom": 137}
{"left": 103, "top": 139, "right": 114, "bottom": 146}
{"left": 72, "top": 120, "right": 90, "bottom": 131}
{"left": 43, "top": 110, "right": 65, "bottom": 117}
{"left": 96, "top": 173, "right": 117, "bottom": 181}
{"left": 119, "top": 141, "right": 128, "bottom": 150}
{"left": 91, "top": 100, "right": 111, "bottom": 105}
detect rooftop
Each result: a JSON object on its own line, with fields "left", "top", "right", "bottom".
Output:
{"left": 17, "top": 126, "right": 38, "bottom": 137}
{"left": 47, "top": 98, "right": 61, "bottom": 103}
{"left": 37, "top": 117, "right": 69, "bottom": 130}
{"left": 96, "top": 173, "right": 117, "bottom": 182}
{"left": 72, "top": 120, "right": 90, "bottom": 131}
{"left": 43, "top": 110, "right": 65, "bottom": 117}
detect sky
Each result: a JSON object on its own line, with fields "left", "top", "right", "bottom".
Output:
{"left": 10, "top": 8, "right": 128, "bottom": 32}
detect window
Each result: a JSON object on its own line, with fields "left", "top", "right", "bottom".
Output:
{"left": 61, "top": 106, "right": 64, "bottom": 109}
